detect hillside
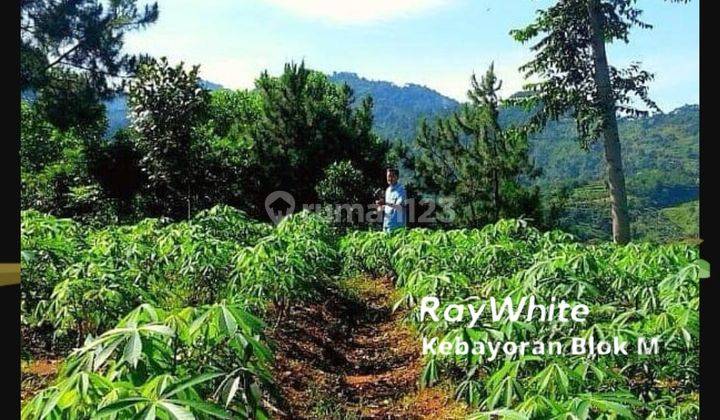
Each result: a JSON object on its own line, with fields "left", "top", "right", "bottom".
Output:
{"left": 97, "top": 72, "right": 698, "bottom": 241}
{"left": 104, "top": 72, "right": 459, "bottom": 140}
{"left": 101, "top": 74, "right": 698, "bottom": 203}
{"left": 532, "top": 105, "right": 699, "bottom": 242}
{"left": 330, "top": 75, "right": 698, "bottom": 241}
{"left": 528, "top": 105, "right": 699, "bottom": 202}
{"left": 327, "top": 74, "right": 697, "bottom": 205}
{"left": 556, "top": 182, "right": 699, "bottom": 242}
{"left": 328, "top": 72, "right": 459, "bottom": 141}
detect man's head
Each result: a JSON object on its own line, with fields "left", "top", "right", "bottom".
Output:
{"left": 386, "top": 167, "right": 399, "bottom": 186}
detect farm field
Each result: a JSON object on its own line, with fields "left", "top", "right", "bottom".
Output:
{"left": 21, "top": 206, "right": 700, "bottom": 419}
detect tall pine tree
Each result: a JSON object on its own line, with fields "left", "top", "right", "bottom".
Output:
{"left": 408, "top": 65, "right": 540, "bottom": 228}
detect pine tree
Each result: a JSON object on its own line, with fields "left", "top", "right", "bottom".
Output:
{"left": 252, "top": 62, "right": 388, "bottom": 214}
{"left": 21, "top": 0, "right": 158, "bottom": 94}
{"left": 409, "top": 65, "right": 540, "bottom": 228}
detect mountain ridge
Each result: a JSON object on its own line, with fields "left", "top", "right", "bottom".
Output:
{"left": 328, "top": 71, "right": 459, "bottom": 141}
{"left": 99, "top": 72, "right": 698, "bottom": 212}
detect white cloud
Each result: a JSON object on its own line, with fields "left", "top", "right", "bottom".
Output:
{"left": 197, "top": 57, "right": 274, "bottom": 90}
{"left": 260, "top": 0, "right": 453, "bottom": 24}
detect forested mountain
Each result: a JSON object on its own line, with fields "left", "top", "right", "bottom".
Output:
{"left": 103, "top": 72, "right": 459, "bottom": 140}
{"left": 326, "top": 74, "right": 698, "bottom": 241}
{"left": 525, "top": 105, "right": 699, "bottom": 241}
{"left": 102, "top": 74, "right": 698, "bottom": 202}
{"left": 328, "top": 72, "right": 459, "bottom": 141}
{"left": 326, "top": 73, "right": 697, "bottom": 202}
{"left": 99, "top": 72, "right": 698, "bottom": 241}
{"left": 527, "top": 105, "right": 698, "bottom": 199}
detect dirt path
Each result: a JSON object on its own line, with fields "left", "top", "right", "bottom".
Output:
{"left": 267, "top": 276, "right": 467, "bottom": 419}
{"left": 21, "top": 358, "right": 60, "bottom": 403}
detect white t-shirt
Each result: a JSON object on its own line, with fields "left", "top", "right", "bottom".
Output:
{"left": 383, "top": 183, "right": 406, "bottom": 231}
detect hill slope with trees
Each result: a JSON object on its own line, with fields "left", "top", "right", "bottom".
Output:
{"left": 329, "top": 73, "right": 698, "bottom": 241}
{"left": 90, "top": 72, "right": 700, "bottom": 242}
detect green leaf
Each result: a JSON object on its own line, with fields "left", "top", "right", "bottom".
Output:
{"left": 220, "top": 306, "right": 238, "bottom": 336}
{"left": 122, "top": 330, "right": 142, "bottom": 368}
{"left": 93, "top": 338, "right": 123, "bottom": 371}
{"left": 39, "top": 389, "right": 61, "bottom": 419}
{"left": 57, "top": 388, "right": 79, "bottom": 409}
{"left": 249, "top": 382, "right": 262, "bottom": 404}
{"left": 136, "top": 403, "right": 157, "bottom": 420}
{"left": 176, "top": 399, "right": 234, "bottom": 419}
{"left": 229, "top": 306, "right": 265, "bottom": 332}
{"left": 93, "top": 397, "right": 147, "bottom": 418}
{"left": 141, "top": 324, "right": 175, "bottom": 337}
{"left": 224, "top": 377, "right": 240, "bottom": 408}
{"left": 188, "top": 309, "right": 211, "bottom": 338}
{"left": 697, "top": 258, "right": 710, "bottom": 279}
{"left": 158, "top": 401, "right": 194, "bottom": 420}
{"left": 164, "top": 372, "right": 223, "bottom": 398}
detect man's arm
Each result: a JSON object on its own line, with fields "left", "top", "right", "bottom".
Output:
{"left": 375, "top": 188, "right": 387, "bottom": 207}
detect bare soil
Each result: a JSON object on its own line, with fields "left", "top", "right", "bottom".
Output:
{"left": 266, "top": 276, "right": 468, "bottom": 419}
{"left": 21, "top": 358, "right": 60, "bottom": 403}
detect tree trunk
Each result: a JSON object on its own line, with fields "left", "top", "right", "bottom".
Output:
{"left": 187, "top": 189, "right": 191, "bottom": 220}
{"left": 492, "top": 169, "right": 500, "bottom": 222}
{"left": 587, "top": 0, "right": 631, "bottom": 244}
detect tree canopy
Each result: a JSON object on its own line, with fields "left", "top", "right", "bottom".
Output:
{"left": 21, "top": 0, "right": 159, "bottom": 94}
{"left": 509, "top": 0, "right": 690, "bottom": 243}
{"left": 406, "top": 65, "right": 541, "bottom": 228}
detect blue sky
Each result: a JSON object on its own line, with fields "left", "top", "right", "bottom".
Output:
{"left": 124, "top": 0, "right": 699, "bottom": 111}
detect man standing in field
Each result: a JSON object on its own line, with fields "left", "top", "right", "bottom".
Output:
{"left": 375, "top": 167, "right": 407, "bottom": 233}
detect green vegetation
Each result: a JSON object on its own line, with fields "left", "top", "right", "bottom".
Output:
{"left": 661, "top": 201, "right": 699, "bottom": 238}
{"left": 21, "top": 0, "right": 158, "bottom": 94}
{"left": 22, "top": 210, "right": 700, "bottom": 418}
{"left": 21, "top": 207, "right": 337, "bottom": 418}
{"left": 326, "top": 75, "right": 698, "bottom": 215}
{"left": 73, "top": 72, "right": 699, "bottom": 242}
{"left": 21, "top": 205, "right": 271, "bottom": 343}
{"left": 509, "top": 0, "right": 692, "bottom": 243}
{"left": 531, "top": 105, "right": 699, "bottom": 205}
{"left": 401, "top": 65, "right": 543, "bottom": 228}
{"left": 322, "top": 76, "right": 700, "bottom": 242}
{"left": 128, "top": 57, "right": 212, "bottom": 219}
{"left": 328, "top": 72, "right": 458, "bottom": 142}
{"left": 21, "top": 61, "right": 390, "bottom": 225}
{"left": 554, "top": 182, "right": 699, "bottom": 243}
{"left": 341, "top": 221, "right": 700, "bottom": 419}
{"left": 19, "top": 1, "right": 701, "bottom": 417}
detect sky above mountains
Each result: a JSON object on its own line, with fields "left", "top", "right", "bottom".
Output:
{"left": 124, "top": 0, "right": 699, "bottom": 111}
